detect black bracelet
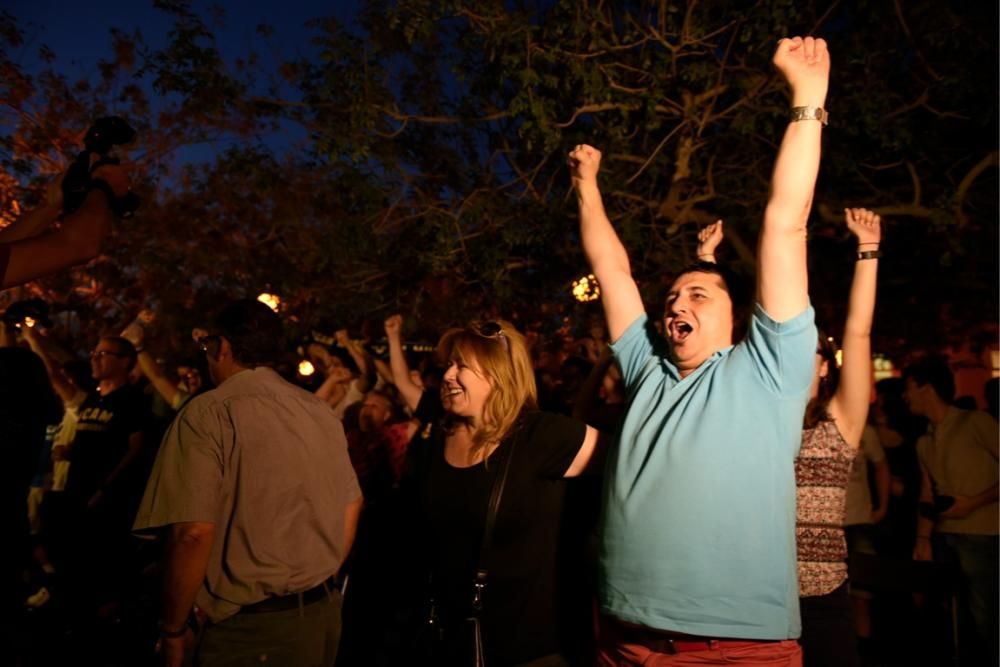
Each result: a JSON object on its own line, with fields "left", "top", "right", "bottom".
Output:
{"left": 856, "top": 250, "right": 882, "bottom": 261}
{"left": 158, "top": 622, "right": 188, "bottom": 638}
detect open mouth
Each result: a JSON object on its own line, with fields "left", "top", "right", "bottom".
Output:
{"left": 671, "top": 321, "right": 693, "bottom": 342}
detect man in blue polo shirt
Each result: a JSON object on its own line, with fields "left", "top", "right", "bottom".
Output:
{"left": 570, "top": 35, "right": 828, "bottom": 665}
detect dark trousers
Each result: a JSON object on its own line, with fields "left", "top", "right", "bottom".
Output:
{"left": 935, "top": 532, "right": 999, "bottom": 666}
{"left": 196, "top": 588, "right": 343, "bottom": 667}
{"left": 799, "top": 582, "right": 861, "bottom": 667}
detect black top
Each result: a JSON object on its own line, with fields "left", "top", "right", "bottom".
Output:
{"left": 410, "top": 401, "right": 586, "bottom": 665}
{"left": 66, "top": 385, "right": 146, "bottom": 500}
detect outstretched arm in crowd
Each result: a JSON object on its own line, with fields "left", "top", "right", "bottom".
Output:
{"left": 0, "top": 175, "right": 65, "bottom": 243}
{"left": 336, "top": 329, "right": 375, "bottom": 393}
{"left": 759, "top": 36, "right": 830, "bottom": 320}
{"left": 0, "top": 164, "right": 129, "bottom": 289}
{"left": 122, "top": 318, "right": 187, "bottom": 409}
{"left": 383, "top": 314, "right": 423, "bottom": 412}
{"left": 21, "top": 325, "right": 82, "bottom": 404}
{"left": 695, "top": 220, "right": 725, "bottom": 264}
{"left": 569, "top": 145, "right": 645, "bottom": 342}
{"left": 828, "top": 209, "right": 880, "bottom": 447}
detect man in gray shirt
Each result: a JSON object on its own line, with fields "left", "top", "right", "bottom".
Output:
{"left": 134, "top": 299, "right": 363, "bottom": 667}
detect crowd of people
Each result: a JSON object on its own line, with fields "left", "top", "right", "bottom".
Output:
{"left": 1, "top": 35, "right": 997, "bottom": 667}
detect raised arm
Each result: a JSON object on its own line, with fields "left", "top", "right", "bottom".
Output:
{"left": 1, "top": 164, "right": 129, "bottom": 289}
{"left": 122, "top": 319, "right": 187, "bottom": 408}
{"left": 829, "top": 209, "right": 880, "bottom": 447}
{"left": 569, "top": 145, "right": 645, "bottom": 342}
{"left": 336, "top": 329, "right": 374, "bottom": 393}
{"left": 384, "top": 314, "right": 423, "bottom": 412}
{"left": 759, "top": 36, "right": 830, "bottom": 320}
{"left": 696, "top": 220, "right": 724, "bottom": 264}
{"left": 0, "top": 176, "right": 64, "bottom": 243}
{"left": 21, "top": 325, "right": 79, "bottom": 403}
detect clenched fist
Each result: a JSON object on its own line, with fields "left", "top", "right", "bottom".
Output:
{"left": 568, "top": 144, "right": 602, "bottom": 189}
{"left": 773, "top": 36, "right": 830, "bottom": 107}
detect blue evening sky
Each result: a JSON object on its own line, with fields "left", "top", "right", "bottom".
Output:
{"left": 6, "top": 1, "right": 366, "bottom": 166}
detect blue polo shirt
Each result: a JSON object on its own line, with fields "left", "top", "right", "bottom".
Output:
{"left": 600, "top": 304, "right": 816, "bottom": 639}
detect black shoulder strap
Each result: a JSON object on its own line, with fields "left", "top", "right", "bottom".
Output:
{"left": 470, "top": 417, "right": 526, "bottom": 612}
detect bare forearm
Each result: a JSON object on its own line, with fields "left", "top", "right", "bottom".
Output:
{"left": 162, "top": 525, "right": 215, "bottom": 631}
{"left": 387, "top": 335, "right": 421, "bottom": 411}
{"left": 577, "top": 181, "right": 631, "bottom": 278}
{"left": 25, "top": 336, "right": 78, "bottom": 401}
{"left": 1, "top": 190, "right": 111, "bottom": 289}
{"left": 832, "top": 258, "right": 878, "bottom": 439}
{"left": 0, "top": 202, "right": 62, "bottom": 243}
{"left": 341, "top": 496, "right": 363, "bottom": 567}
{"left": 139, "top": 352, "right": 181, "bottom": 406}
{"left": 757, "top": 120, "right": 818, "bottom": 318}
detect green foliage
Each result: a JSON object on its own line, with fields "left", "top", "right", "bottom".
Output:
{"left": 0, "top": 1, "right": 996, "bottom": 360}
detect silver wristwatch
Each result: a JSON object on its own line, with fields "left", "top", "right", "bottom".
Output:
{"left": 789, "top": 106, "right": 829, "bottom": 126}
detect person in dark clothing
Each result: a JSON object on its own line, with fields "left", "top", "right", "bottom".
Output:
{"left": 404, "top": 320, "right": 599, "bottom": 666}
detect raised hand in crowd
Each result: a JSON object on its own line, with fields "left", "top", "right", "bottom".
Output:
{"left": 0, "top": 162, "right": 132, "bottom": 289}
{"left": 696, "top": 220, "right": 724, "bottom": 263}
{"left": 384, "top": 313, "right": 422, "bottom": 412}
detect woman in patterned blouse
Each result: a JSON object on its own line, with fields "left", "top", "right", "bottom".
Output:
{"left": 697, "top": 209, "right": 881, "bottom": 667}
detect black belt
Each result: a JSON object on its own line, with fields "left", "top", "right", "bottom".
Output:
{"left": 239, "top": 576, "right": 338, "bottom": 615}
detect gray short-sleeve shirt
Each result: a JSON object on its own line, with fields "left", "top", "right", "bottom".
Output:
{"left": 134, "top": 367, "right": 362, "bottom": 621}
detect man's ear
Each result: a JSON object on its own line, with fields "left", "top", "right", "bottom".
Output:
{"left": 216, "top": 337, "right": 233, "bottom": 363}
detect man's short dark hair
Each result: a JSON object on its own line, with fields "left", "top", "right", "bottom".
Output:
{"left": 101, "top": 335, "right": 137, "bottom": 370}
{"left": 902, "top": 354, "right": 955, "bottom": 403}
{"left": 212, "top": 299, "right": 285, "bottom": 367}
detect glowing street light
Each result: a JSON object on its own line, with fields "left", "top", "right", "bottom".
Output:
{"left": 572, "top": 274, "right": 600, "bottom": 302}
{"left": 23, "top": 316, "right": 36, "bottom": 328}
{"left": 298, "top": 360, "right": 316, "bottom": 377}
{"left": 257, "top": 292, "right": 281, "bottom": 312}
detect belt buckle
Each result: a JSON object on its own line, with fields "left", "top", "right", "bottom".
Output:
{"left": 663, "top": 638, "right": 678, "bottom": 655}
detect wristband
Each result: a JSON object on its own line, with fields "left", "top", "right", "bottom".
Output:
{"left": 158, "top": 622, "right": 188, "bottom": 638}
{"left": 856, "top": 250, "right": 882, "bottom": 261}
{"left": 790, "top": 106, "right": 829, "bottom": 127}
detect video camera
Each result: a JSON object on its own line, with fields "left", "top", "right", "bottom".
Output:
{"left": 61, "top": 116, "right": 140, "bottom": 218}
{"left": 1, "top": 298, "right": 53, "bottom": 329}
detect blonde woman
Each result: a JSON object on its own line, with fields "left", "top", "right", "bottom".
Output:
{"left": 406, "top": 319, "right": 599, "bottom": 666}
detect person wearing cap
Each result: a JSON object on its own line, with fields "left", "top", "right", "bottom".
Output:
{"left": 134, "top": 299, "right": 363, "bottom": 667}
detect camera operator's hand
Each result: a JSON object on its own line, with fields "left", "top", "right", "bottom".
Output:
{"left": 44, "top": 173, "right": 66, "bottom": 211}
{"left": 90, "top": 162, "right": 131, "bottom": 198}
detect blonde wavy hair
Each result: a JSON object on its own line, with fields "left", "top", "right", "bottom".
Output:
{"left": 436, "top": 319, "right": 538, "bottom": 463}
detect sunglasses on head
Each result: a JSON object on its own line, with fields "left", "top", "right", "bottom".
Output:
{"left": 196, "top": 334, "right": 223, "bottom": 355}
{"left": 475, "top": 321, "right": 510, "bottom": 354}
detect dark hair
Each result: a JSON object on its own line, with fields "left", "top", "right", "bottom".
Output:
{"left": 101, "top": 335, "right": 137, "bottom": 370}
{"left": 668, "top": 261, "right": 751, "bottom": 339}
{"left": 804, "top": 329, "right": 839, "bottom": 428}
{"left": 0, "top": 348, "right": 63, "bottom": 428}
{"left": 902, "top": 354, "right": 955, "bottom": 403}
{"left": 212, "top": 299, "right": 285, "bottom": 367}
